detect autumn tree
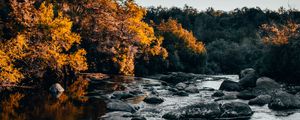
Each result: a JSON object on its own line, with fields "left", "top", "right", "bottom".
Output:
{"left": 0, "top": 1, "right": 87, "bottom": 84}
{"left": 259, "top": 21, "right": 300, "bottom": 83}
{"left": 61, "top": 0, "right": 167, "bottom": 75}
{"left": 155, "top": 19, "right": 206, "bottom": 73}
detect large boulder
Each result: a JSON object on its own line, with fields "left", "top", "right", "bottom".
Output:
{"left": 256, "top": 77, "right": 280, "bottom": 90}
{"left": 248, "top": 95, "right": 271, "bottom": 106}
{"left": 49, "top": 83, "right": 65, "bottom": 98}
{"left": 219, "top": 80, "right": 241, "bottom": 91}
{"left": 143, "top": 96, "right": 164, "bottom": 104}
{"left": 268, "top": 91, "right": 300, "bottom": 110}
{"left": 107, "top": 100, "right": 137, "bottom": 113}
{"left": 175, "top": 82, "right": 187, "bottom": 90}
{"left": 162, "top": 102, "right": 221, "bottom": 120}
{"left": 220, "top": 102, "right": 254, "bottom": 119}
{"left": 239, "top": 68, "right": 258, "bottom": 88}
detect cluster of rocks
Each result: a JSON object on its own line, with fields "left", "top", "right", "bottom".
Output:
{"left": 163, "top": 101, "right": 253, "bottom": 120}
{"left": 217, "top": 68, "right": 300, "bottom": 110}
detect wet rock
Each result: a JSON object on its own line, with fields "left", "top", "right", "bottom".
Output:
{"left": 200, "top": 87, "right": 215, "bottom": 91}
{"left": 184, "top": 85, "right": 199, "bottom": 93}
{"left": 173, "top": 91, "right": 189, "bottom": 96}
{"left": 240, "top": 68, "right": 256, "bottom": 78}
{"left": 248, "top": 95, "right": 271, "bottom": 106}
{"left": 159, "top": 72, "right": 196, "bottom": 84}
{"left": 131, "top": 116, "right": 146, "bottom": 120}
{"left": 219, "top": 80, "right": 241, "bottom": 91}
{"left": 175, "top": 82, "right": 187, "bottom": 90}
{"left": 220, "top": 102, "right": 254, "bottom": 119}
{"left": 107, "top": 100, "right": 137, "bottom": 113}
{"left": 167, "top": 87, "right": 179, "bottom": 92}
{"left": 101, "top": 111, "right": 132, "bottom": 120}
{"left": 239, "top": 68, "right": 258, "bottom": 88}
{"left": 214, "top": 94, "right": 237, "bottom": 101}
{"left": 256, "top": 77, "right": 280, "bottom": 90}
{"left": 212, "top": 91, "right": 225, "bottom": 97}
{"left": 143, "top": 96, "right": 164, "bottom": 104}
{"left": 111, "top": 91, "right": 134, "bottom": 100}
{"left": 268, "top": 91, "right": 300, "bottom": 110}
{"left": 49, "top": 83, "right": 64, "bottom": 98}
{"left": 162, "top": 102, "right": 221, "bottom": 120}
{"left": 237, "top": 89, "right": 258, "bottom": 100}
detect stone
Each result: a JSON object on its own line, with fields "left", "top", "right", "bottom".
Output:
{"left": 240, "top": 68, "right": 256, "bottom": 78}
{"left": 220, "top": 102, "right": 254, "bottom": 118}
{"left": 49, "top": 83, "right": 65, "bottom": 98}
{"left": 111, "top": 91, "right": 134, "bottom": 100}
{"left": 173, "top": 91, "right": 189, "bottom": 96}
{"left": 219, "top": 80, "right": 241, "bottom": 91}
{"left": 184, "top": 85, "right": 199, "bottom": 93}
{"left": 248, "top": 95, "right": 271, "bottom": 106}
{"left": 256, "top": 77, "right": 280, "bottom": 90}
{"left": 239, "top": 68, "right": 258, "bottom": 88}
{"left": 237, "top": 89, "right": 258, "bottom": 100}
{"left": 143, "top": 96, "right": 164, "bottom": 104}
{"left": 107, "top": 100, "right": 137, "bottom": 113}
{"left": 131, "top": 116, "right": 146, "bottom": 120}
{"left": 212, "top": 91, "right": 225, "bottom": 97}
{"left": 175, "top": 82, "right": 187, "bottom": 90}
{"left": 159, "top": 72, "right": 196, "bottom": 84}
{"left": 268, "top": 91, "right": 300, "bottom": 110}
{"left": 162, "top": 102, "right": 221, "bottom": 120}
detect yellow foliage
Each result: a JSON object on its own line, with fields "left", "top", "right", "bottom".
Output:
{"left": 158, "top": 19, "right": 206, "bottom": 54}
{"left": 0, "top": 2, "right": 87, "bottom": 83}
{"left": 261, "top": 21, "right": 299, "bottom": 45}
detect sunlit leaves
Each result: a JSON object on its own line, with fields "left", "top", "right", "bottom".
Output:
{"left": 261, "top": 21, "right": 299, "bottom": 45}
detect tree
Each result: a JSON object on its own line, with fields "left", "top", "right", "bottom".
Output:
{"left": 62, "top": 0, "right": 167, "bottom": 75}
{"left": 0, "top": 1, "right": 87, "bottom": 84}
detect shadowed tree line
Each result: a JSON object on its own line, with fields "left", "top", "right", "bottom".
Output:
{"left": 144, "top": 6, "right": 300, "bottom": 84}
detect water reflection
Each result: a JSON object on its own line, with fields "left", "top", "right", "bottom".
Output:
{"left": 0, "top": 79, "right": 106, "bottom": 120}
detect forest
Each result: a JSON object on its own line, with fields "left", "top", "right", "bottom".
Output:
{"left": 1, "top": 0, "right": 300, "bottom": 119}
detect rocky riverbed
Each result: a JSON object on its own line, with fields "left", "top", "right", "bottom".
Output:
{"left": 84, "top": 71, "right": 300, "bottom": 120}
{"left": 2, "top": 71, "right": 300, "bottom": 120}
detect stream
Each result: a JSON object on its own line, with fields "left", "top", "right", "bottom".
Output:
{"left": 1, "top": 74, "right": 300, "bottom": 120}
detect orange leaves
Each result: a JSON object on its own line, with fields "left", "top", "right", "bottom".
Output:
{"left": 0, "top": 2, "right": 87, "bottom": 83}
{"left": 261, "top": 21, "right": 299, "bottom": 45}
{"left": 158, "top": 19, "right": 206, "bottom": 54}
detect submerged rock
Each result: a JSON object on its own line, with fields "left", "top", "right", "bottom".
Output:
{"left": 173, "top": 91, "right": 189, "bottom": 96}
{"left": 248, "top": 95, "right": 271, "bottom": 106}
{"left": 143, "top": 96, "right": 164, "bottom": 104}
{"left": 107, "top": 100, "right": 137, "bottom": 113}
{"left": 237, "top": 89, "right": 258, "bottom": 100}
{"left": 175, "top": 82, "right": 187, "bottom": 90}
{"left": 268, "top": 91, "right": 300, "bottom": 110}
{"left": 220, "top": 102, "right": 254, "bottom": 118}
{"left": 184, "top": 85, "right": 199, "bottom": 93}
{"left": 49, "top": 83, "right": 64, "bottom": 98}
{"left": 219, "top": 80, "right": 241, "bottom": 91}
{"left": 212, "top": 91, "right": 225, "bottom": 97}
{"left": 159, "top": 72, "right": 196, "bottom": 84}
{"left": 162, "top": 102, "right": 221, "bottom": 120}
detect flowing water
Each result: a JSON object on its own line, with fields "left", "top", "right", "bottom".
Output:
{"left": 1, "top": 74, "right": 300, "bottom": 120}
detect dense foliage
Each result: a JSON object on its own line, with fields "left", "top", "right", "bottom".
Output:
{"left": 1, "top": 0, "right": 300, "bottom": 85}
